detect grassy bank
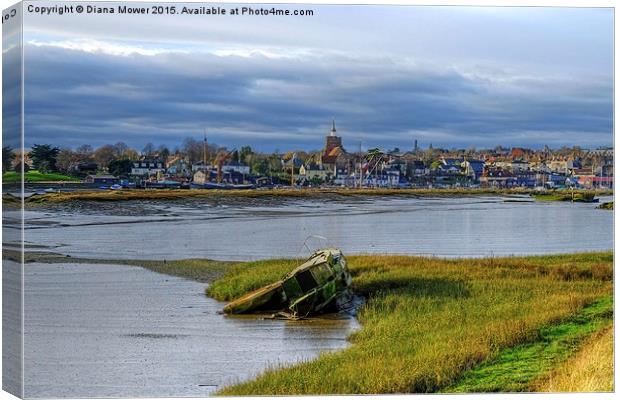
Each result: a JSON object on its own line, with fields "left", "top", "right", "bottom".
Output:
{"left": 5, "top": 249, "right": 234, "bottom": 283}
{"left": 7, "top": 187, "right": 613, "bottom": 205}
{"left": 533, "top": 325, "right": 614, "bottom": 392}
{"left": 532, "top": 191, "right": 599, "bottom": 203}
{"left": 446, "top": 296, "right": 612, "bottom": 392}
{"left": 2, "top": 170, "right": 79, "bottom": 184}
{"left": 598, "top": 201, "right": 614, "bottom": 210}
{"left": 13, "top": 249, "right": 613, "bottom": 394}
{"left": 208, "top": 252, "right": 612, "bottom": 395}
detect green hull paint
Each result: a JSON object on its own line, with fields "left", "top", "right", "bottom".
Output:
{"left": 223, "top": 248, "right": 352, "bottom": 317}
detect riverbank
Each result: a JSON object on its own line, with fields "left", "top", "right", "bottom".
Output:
{"left": 2, "top": 170, "right": 80, "bottom": 184}
{"left": 3, "top": 186, "right": 613, "bottom": 205}
{"left": 532, "top": 191, "right": 599, "bottom": 203}
{"left": 209, "top": 252, "right": 612, "bottom": 394}
{"left": 13, "top": 249, "right": 613, "bottom": 394}
{"left": 598, "top": 201, "right": 614, "bottom": 210}
{"left": 4, "top": 250, "right": 234, "bottom": 283}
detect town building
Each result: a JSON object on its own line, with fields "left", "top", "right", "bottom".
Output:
{"left": 462, "top": 159, "right": 485, "bottom": 180}
{"left": 221, "top": 161, "right": 250, "bottom": 175}
{"left": 85, "top": 174, "right": 120, "bottom": 185}
{"left": 319, "top": 120, "right": 355, "bottom": 176}
{"left": 131, "top": 158, "right": 165, "bottom": 176}
{"left": 299, "top": 163, "right": 329, "bottom": 183}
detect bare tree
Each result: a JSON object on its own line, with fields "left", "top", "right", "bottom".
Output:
{"left": 56, "top": 148, "right": 78, "bottom": 173}
{"left": 183, "top": 137, "right": 202, "bottom": 164}
{"left": 75, "top": 144, "right": 94, "bottom": 163}
{"left": 113, "top": 142, "right": 128, "bottom": 158}
{"left": 158, "top": 144, "right": 171, "bottom": 162}
{"left": 93, "top": 145, "right": 117, "bottom": 168}
{"left": 123, "top": 148, "right": 139, "bottom": 160}
{"left": 142, "top": 143, "right": 155, "bottom": 157}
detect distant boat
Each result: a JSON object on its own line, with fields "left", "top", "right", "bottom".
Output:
{"left": 98, "top": 185, "right": 109, "bottom": 190}
{"left": 110, "top": 184, "right": 122, "bottom": 190}
{"left": 230, "top": 184, "right": 255, "bottom": 190}
{"left": 191, "top": 182, "right": 255, "bottom": 190}
{"left": 44, "top": 188, "right": 56, "bottom": 193}
{"left": 145, "top": 181, "right": 181, "bottom": 189}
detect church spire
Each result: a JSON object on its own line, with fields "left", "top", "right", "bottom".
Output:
{"left": 330, "top": 119, "right": 337, "bottom": 137}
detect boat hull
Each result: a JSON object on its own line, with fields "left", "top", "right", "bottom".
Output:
{"left": 222, "top": 281, "right": 285, "bottom": 314}
{"left": 222, "top": 248, "right": 352, "bottom": 317}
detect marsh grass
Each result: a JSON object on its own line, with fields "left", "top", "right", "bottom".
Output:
{"left": 533, "top": 325, "right": 614, "bottom": 392}
{"left": 9, "top": 187, "right": 589, "bottom": 205}
{"left": 212, "top": 252, "right": 612, "bottom": 395}
{"left": 532, "top": 191, "right": 597, "bottom": 203}
{"left": 446, "top": 296, "right": 612, "bottom": 392}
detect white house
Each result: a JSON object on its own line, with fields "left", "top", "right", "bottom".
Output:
{"left": 221, "top": 162, "right": 250, "bottom": 175}
{"left": 131, "top": 159, "right": 165, "bottom": 176}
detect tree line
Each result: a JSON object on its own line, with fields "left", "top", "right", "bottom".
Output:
{"left": 1, "top": 138, "right": 312, "bottom": 178}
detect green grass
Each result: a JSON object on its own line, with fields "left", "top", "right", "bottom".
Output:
{"left": 445, "top": 296, "right": 612, "bottom": 392}
{"left": 211, "top": 252, "right": 612, "bottom": 395}
{"left": 2, "top": 170, "right": 79, "bottom": 183}
{"left": 532, "top": 191, "right": 597, "bottom": 203}
{"left": 534, "top": 325, "right": 613, "bottom": 392}
{"left": 598, "top": 201, "right": 613, "bottom": 210}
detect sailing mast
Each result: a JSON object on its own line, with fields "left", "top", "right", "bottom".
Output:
{"left": 203, "top": 129, "right": 208, "bottom": 166}
{"left": 358, "top": 140, "right": 363, "bottom": 188}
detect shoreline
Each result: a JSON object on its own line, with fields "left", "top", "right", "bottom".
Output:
{"left": 209, "top": 251, "right": 612, "bottom": 395}
{"left": 3, "top": 187, "right": 613, "bottom": 205}
{"left": 4, "top": 247, "right": 615, "bottom": 268}
{"left": 5, "top": 249, "right": 613, "bottom": 394}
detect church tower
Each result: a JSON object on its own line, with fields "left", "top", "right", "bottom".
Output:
{"left": 325, "top": 119, "right": 342, "bottom": 151}
{"left": 321, "top": 119, "right": 344, "bottom": 171}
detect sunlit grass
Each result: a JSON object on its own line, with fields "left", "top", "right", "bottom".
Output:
{"left": 12, "top": 186, "right": 613, "bottom": 205}
{"left": 2, "top": 170, "right": 79, "bottom": 183}
{"left": 210, "top": 252, "right": 612, "bottom": 395}
{"left": 446, "top": 296, "right": 612, "bottom": 392}
{"left": 533, "top": 325, "right": 614, "bottom": 392}
{"left": 532, "top": 191, "right": 597, "bottom": 202}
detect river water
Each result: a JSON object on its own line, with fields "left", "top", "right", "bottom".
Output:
{"left": 11, "top": 195, "right": 614, "bottom": 261}
{"left": 7, "top": 195, "right": 613, "bottom": 398}
{"left": 22, "top": 262, "right": 358, "bottom": 398}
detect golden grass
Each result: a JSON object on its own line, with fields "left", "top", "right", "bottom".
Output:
{"left": 8, "top": 187, "right": 590, "bottom": 205}
{"left": 210, "top": 252, "right": 613, "bottom": 395}
{"left": 533, "top": 325, "right": 614, "bottom": 392}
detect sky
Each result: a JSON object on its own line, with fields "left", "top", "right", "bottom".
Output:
{"left": 14, "top": 3, "right": 614, "bottom": 152}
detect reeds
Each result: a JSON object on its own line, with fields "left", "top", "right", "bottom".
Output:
{"left": 211, "top": 252, "right": 612, "bottom": 395}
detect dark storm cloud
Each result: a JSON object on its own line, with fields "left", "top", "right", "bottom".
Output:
{"left": 23, "top": 41, "right": 612, "bottom": 152}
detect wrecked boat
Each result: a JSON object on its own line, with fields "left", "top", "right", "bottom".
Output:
{"left": 223, "top": 248, "right": 353, "bottom": 318}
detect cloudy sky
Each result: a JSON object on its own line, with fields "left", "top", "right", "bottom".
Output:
{"left": 20, "top": 3, "right": 613, "bottom": 152}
